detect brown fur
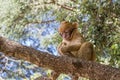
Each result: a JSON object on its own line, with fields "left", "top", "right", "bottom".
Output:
{"left": 58, "top": 21, "right": 96, "bottom": 61}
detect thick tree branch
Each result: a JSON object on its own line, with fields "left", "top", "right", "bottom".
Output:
{"left": 0, "top": 36, "right": 120, "bottom": 80}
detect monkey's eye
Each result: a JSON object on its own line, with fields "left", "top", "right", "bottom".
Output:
{"left": 64, "top": 32, "right": 68, "bottom": 34}
{"left": 59, "top": 33, "right": 62, "bottom": 36}
{"left": 64, "top": 30, "right": 70, "bottom": 33}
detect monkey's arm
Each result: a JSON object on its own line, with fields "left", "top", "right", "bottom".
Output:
{"left": 61, "top": 44, "right": 81, "bottom": 52}
{"left": 57, "top": 43, "right": 64, "bottom": 55}
{"left": 58, "top": 43, "right": 76, "bottom": 57}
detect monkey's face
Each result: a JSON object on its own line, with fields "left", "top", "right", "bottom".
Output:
{"left": 59, "top": 28, "right": 74, "bottom": 40}
{"left": 58, "top": 21, "right": 78, "bottom": 41}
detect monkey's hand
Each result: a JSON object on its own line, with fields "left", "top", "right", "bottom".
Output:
{"left": 61, "top": 46, "right": 68, "bottom": 53}
{"left": 57, "top": 43, "right": 67, "bottom": 55}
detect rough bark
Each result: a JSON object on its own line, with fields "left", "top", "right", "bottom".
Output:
{"left": 0, "top": 36, "right": 120, "bottom": 80}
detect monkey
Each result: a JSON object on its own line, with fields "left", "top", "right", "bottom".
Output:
{"left": 57, "top": 21, "right": 96, "bottom": 61}
{"left": 55, "top": 21, "right": 96, "bottom": 80}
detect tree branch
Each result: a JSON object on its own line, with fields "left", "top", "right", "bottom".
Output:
{"left": 0, "top": 36, "right": 120, "bottom": 80}
{"left": 25, "top": 20, "right": 56, "bottom": 25}
{"left": 70, "top": 0, "right": 77, "bottom": 3}
{"left": 56, "top": 3, "right": 75, "bottom": 12}
{"left": 44, "top": 1, "right": 75, "bottom": 12}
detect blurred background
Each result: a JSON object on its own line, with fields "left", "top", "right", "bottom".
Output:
{"left": 0, "top": 0, "right": 120, "bottom": 80}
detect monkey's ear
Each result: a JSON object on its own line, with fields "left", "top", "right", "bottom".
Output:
{"left": 72, "top": 22, "right": 78, "bottom": 28}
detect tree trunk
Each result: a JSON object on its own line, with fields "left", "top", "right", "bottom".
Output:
{"left": 0, "top": 36, "right": 120, "bottom": 80}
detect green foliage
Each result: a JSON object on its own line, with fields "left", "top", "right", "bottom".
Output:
{"left": 43, "top": 0, "right": 120, "bottom": 67}
{"left": 0, "top": 0, "right": 119, "bottom": 65}
{"left": 0, "top": 0, "right": 120, "bottom": 79}
{"left": 50, "top": 1, "right": 120, "bottom": 65}
{"left": 0, "top": 0, "right": 28, "bottom": 39}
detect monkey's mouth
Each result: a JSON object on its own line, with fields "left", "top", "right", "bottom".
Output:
{"left": 64, "top": 36, "right": 72, "bottom": 41}
{"left": 62, "top": 33, "right": 71, "bottom": 40}
{"left": 64, "top": 28, "right": 76, "bottom": 40}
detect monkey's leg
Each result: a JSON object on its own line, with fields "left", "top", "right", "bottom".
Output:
{"left": 78, "top": 42, "right": 94, "bottom": 61}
